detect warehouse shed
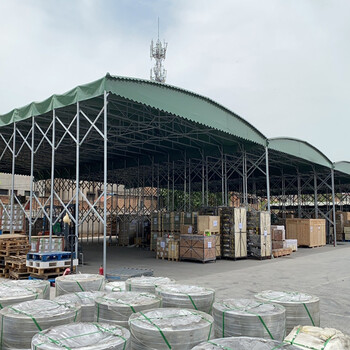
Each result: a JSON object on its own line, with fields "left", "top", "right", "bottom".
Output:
{"left": 0, "top": 73, "right": 349, "bottom": 271}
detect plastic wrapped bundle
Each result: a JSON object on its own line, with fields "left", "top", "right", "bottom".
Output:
{"left": 95, "top": 292, "right": 161, "bottom": 328}
{"left": 125, "top": 276, "right": 175, "bottom": 293}
{"left": 285, "top": 326, "right": 350, "bottom": 349}
{"left": 0, "top": 284, "right": 43, "bottom": 309}
{"left": 0, "top": 299, "right": 81, "bottom": 349}
{"left": 105, "top": 281, "right": 126, "bottom": 292}
{"left": 156, "top": 284, "right": 215, "bottom": 313}
{"left": 31, "top": 322, "right": 131, "bottom": 349}
{"left": 0, "top": 279, "right": 50, "bottom": 299}
{"left": 212, "top": 299, "right": 286, "bottom": 341}
{"left": 129, "top": 308, "right": 213, "bottom": 350}
{"left": 55, "top": 273, "right": 105, "bottom": 296}
{"left": 255, "top": 291, "right": 320, "bottom": 333}
{"left": 54, "top": 291, "right": 105, "bottom": 321}
{"left": 191, "top": 336, "right": 300, "bottom": 349}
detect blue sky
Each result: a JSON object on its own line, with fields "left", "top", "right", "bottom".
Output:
{"left": 0, "top": 0, "right": 349, "bottom": 161}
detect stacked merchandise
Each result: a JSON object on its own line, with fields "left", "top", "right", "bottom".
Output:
{"left": 0, "top": 234, "right": 30, "bottom": 278}
{"left": 118, "top": 218, "right": 139, "bottom": 246}
{"left": 247, "top": 211, "right": 271, "bottom": 259}
{"left": 179, "top": 234, "right": 216, "bottom": 262}
{"left": 220, "top": 207, "right": 247, "bottom": 260}
{"left": 30, "top": 236, "right": 64, "bottom": 252}
{"left": 150, "top": 212, "right": 162, "bottom": 251}
{"left": 285, "top": 219, "right": 326, "bottom": 247}
{"left": 106, "top": 213, "right": 117, "bottom": 241}
{"left": 335, "top": 211, "right": 350, "bottom": 241}
{"left": 271, "top": 225, "right": 293, "bottom": 257}
{"left": 0, "top": 204, "right": 25, "bottom": 233}
{"left": 156, "top": 236, "right": 178, "bottom": 261}
{"left": 180, "top": 212, "right": 198, "bottom": 235}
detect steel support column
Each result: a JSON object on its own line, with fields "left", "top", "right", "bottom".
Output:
{"left": 265, "top": 146, "right": 271, "bottom": 213}
{"left": 103, "top": 91, "right": 108, "bottom": 276}
{"left": 314, "top": 172, "right": 318, "bottom": 219}
{"left": 331, "top": 168, "right": 337, "bottom": 247}
{"left": 28, "top": 117, "right": 35, "bottom": 243}
{"left": 75, "top": 102, "right": 80, "bottom": 261}
{"left": 9, "top": 123, "right": 16, "bottom": 234}
{"left": 49, "top": 112, "right": 56, "bottom": 252}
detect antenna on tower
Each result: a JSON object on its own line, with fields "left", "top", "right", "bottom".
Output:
{"left": 150, "top": 17, "right": 168, "bottom": 83}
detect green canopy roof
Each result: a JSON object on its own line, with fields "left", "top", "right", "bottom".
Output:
{"left": 0, "top": 73, "right": 266, "bottom": 146}
{"left": 334, "top": 161, "right": 350, "bottom": 175}
{"left": 268, "top": 137, "right": 333, "bottom": 168}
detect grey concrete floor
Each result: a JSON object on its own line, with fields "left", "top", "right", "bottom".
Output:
{"left": 78, "top": 241, "right": 350, "bottom": 333}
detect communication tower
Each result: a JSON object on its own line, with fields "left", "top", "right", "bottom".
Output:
{"left": 150, "top": 18, "right": 168, "bottom": 83}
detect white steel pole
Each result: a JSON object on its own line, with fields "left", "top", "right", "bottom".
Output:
{"left": 29, "top": 117, "right": 35, "bottom": 243}
{"left": 331, "top": 168, "right": 337, "bottom": 247}
{"left": 10, "top": 123, "right": 16, "bottom": 234}
{"left": 103, "top": 91, "right": 108, "bottom": 276}
{"left": 75, "top": 102, "right": 80, "bottom": 263}
{"left": 49, "top": 111, "right": 56, "bottom": 252}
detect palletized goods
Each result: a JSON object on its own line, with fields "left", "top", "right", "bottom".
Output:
{"left": 180, "top": 235, "right": 216, "bottom": 262}
{"left": 285, "top": 219, "right": 326, "bottom": 247}
{"left": 212, "top": 299, "right": 286, "bottom": 341}
{"left": 0, "top": 299, "right": 81, "bottom": 349}
{"left": 284, "top": 325, "right": 350, "bottom": 349}
{"left": 128, "top": 308, "right": 214, "bottom": 349}
{"left": 95, "top": 292, "right": 161, "bottom": 328}
{"left": 156, "top": 284, "right": 215, "bottom": 313}
{"left": 54, "top": 291, "right": 105, "bottom": 321}
{"left": 191, "top": 336, "right": 300, "bottom": 349}
{"left": 247, "top": 211, "right": 271, "bottom": 258}
{"left": 105, "top": 281, "right": 126, "bottom": 292}
{"left": 31, "top": 322, "right": 131, "bottom": 349}
{"left": 125, "top": 276, "right": 175, "bottom": 293}
{"left": 220, "top": 207, "right": 247, "bottom": 259}
{"left": 255, "top": 291, "right": 320, "bottom": 333}
{"left": 55, "top": 273, "right": 105, "bottom": 296}
{"left": 198, "top": 216, "right": 220, "bottom": 234}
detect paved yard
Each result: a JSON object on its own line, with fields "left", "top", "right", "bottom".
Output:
{"left": 79, "top": 241, "right": 350, "bottom": 333}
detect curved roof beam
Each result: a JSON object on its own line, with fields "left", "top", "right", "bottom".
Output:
{"left": 268, "top": 137, "right": 333, "bottom": 169}
{"left": 0, "top": 73, "right": 267, "bottom": 146}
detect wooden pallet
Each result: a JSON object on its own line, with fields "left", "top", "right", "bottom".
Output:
{"left": 272, "top": 248, "right": 293, "bottom": 258}
{"left": 26, "top": 259, "right": 78, "bottom": 269}
{"left": 30, "top": 266, "right": 75, "bottom": 280}
{"left": 9, "top": 270, "right": 30, "bottom": 280}
{"left": 27, "top": 265, "right": 68, "bottom": 275}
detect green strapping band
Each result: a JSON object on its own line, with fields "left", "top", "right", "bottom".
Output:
{"left": 303, "top": 303, "right": 315, "bottom": 326}
{"left": 207, "top": 341, "right": 233, "bottom": 349}
{"left": 1, "top": 315, "right": 4, "bottom": 348}
{"left": 97, "top": 302, "right": 100, "bottom": 321}
{"left": 98, "top": 279, "right": 104, "bottom": 291}
{"left": 139, "top": 311, "right": 172, "bottom": 349}
{"left": 76, "top": 281, "right": 85, "bottom": 292}
{"left": 43, "top": 284, "right": 49, "bottom": 296}
{"left": 186, "top": 294, "right": 198, "bottom": 310}
{"left": 220, "top": 302, "right": 274, "bottom": 339}
{"left": 9, "top": 306, "right": 42, "bottom": 331}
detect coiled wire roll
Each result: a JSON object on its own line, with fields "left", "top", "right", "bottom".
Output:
{"left": 95, "top": 292, "right": 161, "bottom": 329}
{"left": 0, "top": 299, "right": 81, "bottom": 349}
{"left": 125, "top": 276, "right": 175, "bottom": 293}
{"left": 155, "top": 284, "right": 215, "bottom": 313}
{"left": 0, "top": 279, "right": 50, "bottom": 300}
{"left": 255, "top": 290, "right": 320, "bottom": 333}
{"left": 128, "top": 308, "right": 214, "bottom": 350}
{"left": 212, "top": 299, "right": 286, "bottom": 341}
{"left": 54, "top": 291, "right": 105, "bottom": 321}
{"left": 55, "top": 274, "right": 105, "bottom": 296}
{"left": 105, "top": 281, "right": 126, "bottom": 292}
{"left": 0, "top": 284, "right": 43, "bottom": 309}
{"left": 191, "top": 336, "right": 300, "bottom": 349}
{"left": 31, "top": 322, "right": 131, "bottom": 350}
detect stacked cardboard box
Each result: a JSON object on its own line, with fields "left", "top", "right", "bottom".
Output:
{"left": 247, "top": 211, "right": 271, "bottom": 258}
{"left": 197, "top": 215, "right": 220, "bottom": 235}
{"left": 271, "top": 225, "right": 293, "bottom": 257}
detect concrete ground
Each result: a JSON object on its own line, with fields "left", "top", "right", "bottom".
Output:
{"left": 78, "top": 241, "right": 350, "bottom": 333}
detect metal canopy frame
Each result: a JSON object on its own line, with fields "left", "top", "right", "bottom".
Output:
{"left": 1, "top": 83, "right": 350, "bottom": 274}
